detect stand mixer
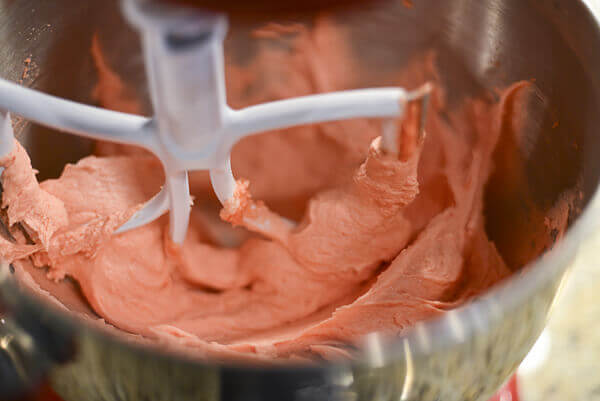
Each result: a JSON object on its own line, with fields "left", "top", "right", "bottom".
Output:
{"left": 0, "top": 0, "right": 599, "bottom": 400}
{"left": 0, "top": 0, "right": 431, "bottom": 244}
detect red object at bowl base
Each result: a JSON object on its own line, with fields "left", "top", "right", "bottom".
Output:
{"left": 488, "top": 375, "right": 520, "bottom": 401}
{"left": 17, "top": 384, "right": 61, "bottom": 401}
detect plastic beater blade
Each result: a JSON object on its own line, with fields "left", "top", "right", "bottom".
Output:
{"left": 0, "top": 78, "right": 155, "bottom": 151}
{"left": 165, "top": 170, "right": 192, "bottom": 244}
{"left": 0, "top": 111, "right": 14, "bottom": 159}
{"left": 115, "top": 170, "right": 191, "bottom": 245}
{"left": 115, "top": 185, "right": 170, "bottom": 235}
{"left": 209, "top": 157, "right": 236, "bottom": 205}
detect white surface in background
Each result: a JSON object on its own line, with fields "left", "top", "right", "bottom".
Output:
{"left": 588, "top": 0, "right": 600, "bottom": 17}
{"left": 518, "top": 330, "right": 551, "bottom": 376}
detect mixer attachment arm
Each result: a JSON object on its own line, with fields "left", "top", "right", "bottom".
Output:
{"left": 0, "top": 0, "right": 431, "bottom": 244}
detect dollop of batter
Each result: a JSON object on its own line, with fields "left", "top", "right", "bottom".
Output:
{"left": 0, "top": 19, "right": 571, "bottom": 362}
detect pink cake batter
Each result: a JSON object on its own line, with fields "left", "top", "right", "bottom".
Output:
{"left": 0, "top": 19, "right": 572, "bottom": 361}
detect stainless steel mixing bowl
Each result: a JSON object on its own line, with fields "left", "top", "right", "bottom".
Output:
{"left": 0, "top": 0, "right": 599, "bottom": 400}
